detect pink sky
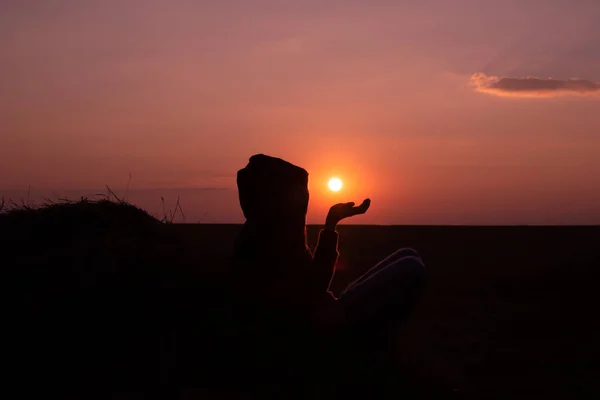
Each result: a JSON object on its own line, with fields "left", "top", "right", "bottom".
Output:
{"left": 1, "top": 0, "right": 599, "bottom": 224}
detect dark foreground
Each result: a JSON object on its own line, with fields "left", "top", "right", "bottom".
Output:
{"left": 174, "top": 224, "right": 600, "bottom": 399}
{"left": 4, "top": 210, "right": 599, "bottom": 398}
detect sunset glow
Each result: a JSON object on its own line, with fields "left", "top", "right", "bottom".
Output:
{"left": 1, "top": 1, "right": 600, "bottom": 225}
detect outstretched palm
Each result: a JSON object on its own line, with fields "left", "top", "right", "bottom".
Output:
{"left": 326, "top": 198, "right": 371, "bottom": 229}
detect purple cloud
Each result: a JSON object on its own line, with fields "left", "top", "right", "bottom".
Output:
{"left": 470, "top": 73, "right": 600, "bottom": 98}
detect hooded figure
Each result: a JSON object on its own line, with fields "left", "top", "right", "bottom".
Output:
{"left": 233, "top": 154, "right": 338, "bottom": 316}
{"left": 231, "top": 154, "right": 427, "bottom": 393}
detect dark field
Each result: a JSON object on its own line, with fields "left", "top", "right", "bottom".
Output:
{"left": 173, "top": 224, "right": 600, "bottom": 399}
{"left": 4, "top": 209, "right": 599, "bottom": 398}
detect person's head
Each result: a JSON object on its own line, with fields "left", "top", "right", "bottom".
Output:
{"left": 237, "top": 154, "right": 309, "bottom": 228}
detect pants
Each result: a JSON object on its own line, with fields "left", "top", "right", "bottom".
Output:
{"left": 332, "top": 248, "right": 427, "bottom": 355}
{"left": 229, "top": 249, "right": 427, "bottom": 394}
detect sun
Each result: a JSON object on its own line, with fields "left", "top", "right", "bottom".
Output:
{"left": 328, "top": 177, "right": 343, "bottom": 192}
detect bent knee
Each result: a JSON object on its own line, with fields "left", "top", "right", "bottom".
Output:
{"left": 393, "top": 247, "right": 421, "bottom": 260}
{"left": 397, "top": 255, "right": 427, "bottom": 282}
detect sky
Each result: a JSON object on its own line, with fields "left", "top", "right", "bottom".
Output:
{"left": 1, "top": 0, "right": 599, "bottom": 225}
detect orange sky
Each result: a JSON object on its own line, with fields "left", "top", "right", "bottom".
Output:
{"left": 1, "top": 1, "right": 599, "bottom": 224}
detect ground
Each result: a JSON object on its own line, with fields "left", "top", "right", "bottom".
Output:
{"left": 3, "top": 203, "right": 599, "bottom": 398}
{"left": 174, "top": 224, "right": 600, "bottom": 399}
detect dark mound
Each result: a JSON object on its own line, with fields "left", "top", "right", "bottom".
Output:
{"left": 2, "top": 200, "right": 168, "bottom": 283}
{"left": 1, "top": 200, "right": 213, "bottom": 397}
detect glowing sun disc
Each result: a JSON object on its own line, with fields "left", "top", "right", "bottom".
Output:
{"left": 328, "top": 177, "right": 343, "bottom": 192}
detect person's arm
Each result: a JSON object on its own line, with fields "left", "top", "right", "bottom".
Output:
{"left": 312, "top": 226, "right": 340, "bottom": 298}
{"left": 311, "top": 198, "right": 371, "bottom": 298}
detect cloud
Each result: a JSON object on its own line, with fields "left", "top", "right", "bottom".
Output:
{"left": 469, "top": 73, "right": 600, "bottom": 98}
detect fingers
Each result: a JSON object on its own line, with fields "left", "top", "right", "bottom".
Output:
{"left": 329, "top": 199, "right": 370, "bottom": 220}
{"left": 351, "top": 198, "right": 371, "bottom": 215}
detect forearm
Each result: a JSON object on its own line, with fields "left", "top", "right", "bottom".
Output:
{"left": 312, "top": 227, "right": 339, "bottom": 293}
{"left": 324, "top": 215, "right": 339, "bottom": 232}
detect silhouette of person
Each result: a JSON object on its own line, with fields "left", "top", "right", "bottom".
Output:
{"left": 233, "top": 154, "right": 426, "bottom": 361}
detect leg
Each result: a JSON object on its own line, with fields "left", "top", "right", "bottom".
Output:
{"left": 339, "top": 254, "right": 426, "bottom": 320}
{"left": 341, "top": 248, "right": 421, "bottom": 296}
{"left": 337, "top": 255, "right": 427, "bottom": 354}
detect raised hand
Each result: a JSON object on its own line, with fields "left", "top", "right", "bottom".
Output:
{"left": 325, "top": 198, "right": 371, "bottom": 230}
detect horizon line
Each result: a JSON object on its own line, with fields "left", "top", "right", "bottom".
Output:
{"left": 177, "top": 223, "right": 600, "bottom": 228}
